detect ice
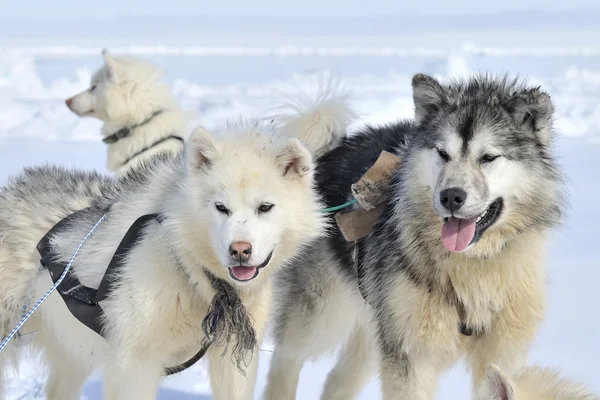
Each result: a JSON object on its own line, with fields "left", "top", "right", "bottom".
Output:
{"left": 0, "top": 12, "right": 599, "bottom": 399}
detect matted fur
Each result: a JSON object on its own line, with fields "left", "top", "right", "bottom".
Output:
{"left": 65, "top": 49, "right": 193, "bottom": 175}
{"left": 477, "top": 364, "right": 600, "bottom": 400}
{"left": 264, "top": 73, "right": 568, "bottom": 400}
{"left": 0, "top": 91, "right": 356, "bottom": 399}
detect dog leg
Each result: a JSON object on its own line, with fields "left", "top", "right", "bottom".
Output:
{"left": 468, "top": 327, "right": 535, "bottom": 395}
{"left": 264, "top": 254, "right": 366, "bottom": 400}
{"left": 375, "top": 328, "right": 447, "bottom": 400}
{"left": 103, "top": 349, "right": 163, "bottom": 400}
{"left": 263, "top": 344, "right": 306, "bottom": 400}
{"left": 0, "top": 351, "right": 8, "bottom": 400}
{"left": 45, "top": 344, "right": 92, "bottom": 400}
{"left": 207, "top": 343, "right": 259, "bottom": 400}
{"left": 467, "top": 282, "right": 545, "bottom": 393}
{"left": 320, "top": 323, "right": 377, "bottom": 400}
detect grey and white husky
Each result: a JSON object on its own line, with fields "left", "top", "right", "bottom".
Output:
{"left": 0, "top": 90, "right": 355, "bottom": 399}
{"left": 264, "top": 73, "right": 567, "bottom": 400}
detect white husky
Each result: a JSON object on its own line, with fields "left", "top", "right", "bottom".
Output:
{"left": 477, "top": 364, "right": 599, "bottom": 400}
{"left": 65, "top": 49, "right": 193, "bottom": 175}
{"left": 0, "top": 90, "right": 354, "bottom": 399}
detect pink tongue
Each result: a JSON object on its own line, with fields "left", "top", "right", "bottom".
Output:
{"left": 441, "top": 217, "right": 477, "bottom": 252}
{"left": 231, "top": 266, "right": 257, "bottom": 281}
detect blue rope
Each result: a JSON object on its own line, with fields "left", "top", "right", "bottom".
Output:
{"left": 0, "top": 214, "right": 108, "bottom": 353}
{"left": 320, "top": 198, "right": 357, "bottom": 213}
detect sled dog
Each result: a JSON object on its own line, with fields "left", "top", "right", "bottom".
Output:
{"left": 264, "top": 73, "right": 567, "bottom": 400}
{"left": 65, "top": 49, "right": 192, "bottom": 175}
{"left": 0, "top": 89, "right": 355, "bottom": 399}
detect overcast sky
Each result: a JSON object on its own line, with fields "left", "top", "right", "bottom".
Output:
{"left": 3, "top": 0, "right": 600, "bottom": 19}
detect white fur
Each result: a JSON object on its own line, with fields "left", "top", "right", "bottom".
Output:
{"left": 477, "top": 364, "right": 600, "bottom": 400}
{"left": 65, "top": 49, "right": 194, "bottom": 175}
{"left": 0, "top": 97, "right": 349, "bottom": 398}
{"left": 269, "top": 79, "right": 356, "bottom": 159}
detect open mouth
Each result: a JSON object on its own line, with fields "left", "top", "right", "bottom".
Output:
{"left": 228, "top": 251, "right": 273, "bottom": 282}
{"left": 441, "top": 198, "right": 504, "bottom": 252}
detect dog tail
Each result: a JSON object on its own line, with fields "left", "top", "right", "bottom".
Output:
{"left": 270, "top": 76, "right": 356, "bottom": 159}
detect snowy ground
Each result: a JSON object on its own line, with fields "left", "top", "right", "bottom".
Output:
{"left": 1, "top": 13, "right": 600, "bottom": 399}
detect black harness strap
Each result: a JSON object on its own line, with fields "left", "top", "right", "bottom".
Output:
{"left": 120, "top": 135, "right": 185, "bottom": 168}
{"left": 38, "top": 208, "right": 106, "bottom": 334}
{"left": 353, "top": 239, "right": 370, "bottom": 304}
{"left": 102, "top": 110, "right": 164, "bottom": 145}
{"left": 37, "top": 210, "right": 211, "bottom": 376}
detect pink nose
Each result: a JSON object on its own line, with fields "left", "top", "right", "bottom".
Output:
{"left": 229, "top": 242, "right": 252, "bottom": 262}
{"left": 65, "top": 98, "right": 73, "bottom": 107}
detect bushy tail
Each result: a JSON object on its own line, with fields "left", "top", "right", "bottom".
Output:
{"left": 269, "top": 75, "right": 357, "bottom": 159}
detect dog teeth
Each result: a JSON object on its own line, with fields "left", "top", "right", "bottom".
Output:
{"left": 476, "top": 208, "right": 490, "bottom": 224}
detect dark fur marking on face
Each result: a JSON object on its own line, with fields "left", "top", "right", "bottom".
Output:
{"left": 459, "top": 110, "right": 476, "bottom": 155}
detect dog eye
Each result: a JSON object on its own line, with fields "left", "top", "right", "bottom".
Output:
{"left": 481, "top": 154, "right": 500, "bottom": 164}
{"left": 90, "top": 85, "right": 97, "bottom": 92}
{"left": 436, "top": 148, "right": 450, "bottom": 162}
{"left": 258, "top": 203, "right": 274, "bottom": 214}
{"left": 215, "top": 202, "right": 230, "bottom": 215}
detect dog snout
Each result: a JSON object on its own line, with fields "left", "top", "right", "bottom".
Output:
{"left": 65, "top": 98, "right": 73, "bottom": 108}
{"left": 440, "top": 187, "right": 467, "bottom": 213}
{"left": 229, "top": 241, "right": 252, "bottom": 262}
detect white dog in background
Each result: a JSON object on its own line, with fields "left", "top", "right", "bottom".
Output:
{"left": 65, "top": 49, "right": 193, "bottom": 175}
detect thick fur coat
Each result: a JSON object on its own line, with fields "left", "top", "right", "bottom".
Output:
{"left": 264, "top": 73, "right": 567, "bottom": 400}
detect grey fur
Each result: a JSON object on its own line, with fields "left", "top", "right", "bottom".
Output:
{"left": 264, "top": 73, "right": 568, "bottom": 400}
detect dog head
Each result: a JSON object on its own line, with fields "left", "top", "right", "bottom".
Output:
{"left": 181, "top": 123, "right": 326, "bottom": 288}
{"left": 65, "top": 49, "right": 177, "bottom": 125}
{"left": 476, "top": 364, "right": 598, "bottom": 400}
{"left": 401, "top": 73, "right": 566, "bottom": 257}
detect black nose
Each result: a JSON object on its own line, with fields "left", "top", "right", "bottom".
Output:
{"left": 229, "top": 242, "right": 252, "bottom": 262}
{"left": 440, "top": 188, "right": 467, "bottom": 212}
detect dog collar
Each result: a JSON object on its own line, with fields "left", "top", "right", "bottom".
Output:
{"left": 120, "top": 135, "right": 185, "bottom": 168}
{"left": 103, "top": 110, "right": 164, "bottom": 144}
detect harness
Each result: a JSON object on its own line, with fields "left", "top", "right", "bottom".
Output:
{"left": 37, "top": 210, "right": 212, "bottom": 376}
{"left": 121, "top": 135, "right": 185, "bottom": 168}
{"left": 102, "top": 110, "right": 164, "bottom": 144}
{"left": 101, "top": 109, "right": 186, "bottom": 170}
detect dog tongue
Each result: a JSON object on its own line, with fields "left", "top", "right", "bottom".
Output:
{"left": 231, "top": 266, "right": 257, "bottom": 281}
{"left": 441, "top": 217, "right": 476, "bottom": 252}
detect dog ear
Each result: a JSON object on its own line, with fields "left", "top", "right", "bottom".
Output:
{"left": 480, "top": 365, "right": 516, "bottom": 400}
{"left": 276, "top": 138, "right": 313, "bottom": 181}
{"left": 507, "top": 87, "right": 555, "bottom": 147}
{"left": 102, "top": 48, "right": 120, "bottom": 82}
{"left": 412, "top": 73, "right": 446, "bottom": 125}
{"left": 188, "top": 127, "right": 221, "bottom": 171}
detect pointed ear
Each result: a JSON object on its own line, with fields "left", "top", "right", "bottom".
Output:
{"left": 187, "top": 127, "right": 221, "bottom": 171}
{"left": 481, "top": 365, "right": 516, "bottom": 400}
{"left": 276, "top": 138, "right": 313, "bottom": 181}
{"left": 506, "top": 87, "right": 555, "bottom": 147}
{"left": 102, "top": 48, "right": 120, "bottom": 82}
{"left": 412, "top": 73, "right": 446, "bottom": 125}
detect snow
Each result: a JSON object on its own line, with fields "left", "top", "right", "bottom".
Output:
{"left": 1, "top": 12, "right": 599, "bottom": 399}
